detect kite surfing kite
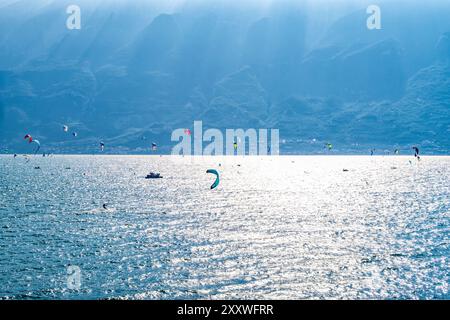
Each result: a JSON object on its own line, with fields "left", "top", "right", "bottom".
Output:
{"left": 23, "top": 134, "right": 40, "bottom": 154}
{"left": 206, "top": 169, "right": 220, "bottom": 190}
{"left": 151, "top": 142, "right": 157, "bottom": 151}
{"left": 63, "top": 125, "right": 69, "bottom": 132}
{"left": 72, "top": 132, "right": 78, "bottom": 137}
{"left": 324, "top": 143, "right": 333, "bottom": 151}
{"left": 412, "top": 146, "right": 421, "bottom": 161}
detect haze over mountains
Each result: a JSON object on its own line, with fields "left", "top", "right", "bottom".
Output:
{"left": 0, "top": 0, "right": 449, "bottom": 154}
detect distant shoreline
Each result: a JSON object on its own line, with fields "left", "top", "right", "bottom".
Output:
{"left": 1, "top": 154, "right": 449, "bottom": 157}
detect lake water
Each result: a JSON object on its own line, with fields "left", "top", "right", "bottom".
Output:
{"left": 0, "top": 155, "right": 449, "bottom": 300}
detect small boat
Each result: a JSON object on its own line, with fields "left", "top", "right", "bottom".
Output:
{"left": 145, "top": 172, "right": 163, "bottom": 179}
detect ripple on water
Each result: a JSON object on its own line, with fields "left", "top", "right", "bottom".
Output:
{"left": 0, "top": 155, "right": 449, "bottom": 299}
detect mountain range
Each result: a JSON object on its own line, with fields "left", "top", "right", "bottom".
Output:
{"left": 0, "top": 0, "right": 449, "bottom": 154}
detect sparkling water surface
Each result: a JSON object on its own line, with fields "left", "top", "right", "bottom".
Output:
{"left": 0, "top": 155, "right": 449, "bottom": 299}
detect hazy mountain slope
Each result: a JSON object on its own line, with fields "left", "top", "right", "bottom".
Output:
{"left": 0, "top": 0, "right": 449, "bottom": 154}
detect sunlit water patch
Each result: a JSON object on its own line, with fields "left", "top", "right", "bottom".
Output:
{"left": 0, "top": 155, "right": 449, "bottom": 299}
